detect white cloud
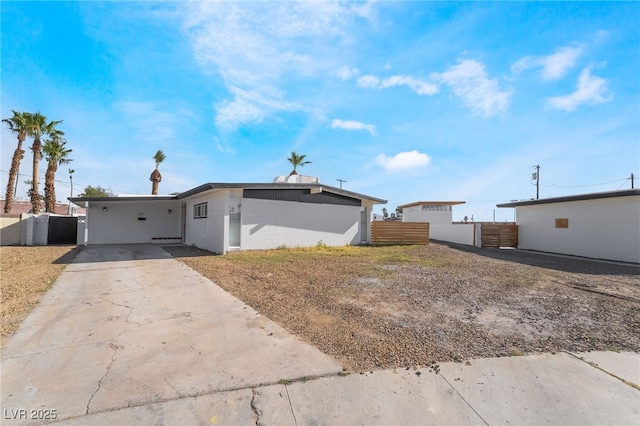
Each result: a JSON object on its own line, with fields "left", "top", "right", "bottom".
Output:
{"left": 215, "top": 98, "right": 266, "bottom": 133}
{"left": 546, "top": 66, "right": 611, "bottom": 111}
{"left": 114, "top": 101, "right": 193, "bottom": 142}
{"left": 331, "top": 119, "right": 376, "bottom": 135}
{"left": 434, "top": 60, "right": 510, "bottom": 117}
{"left": 512, "top": 45, "right": 583, "bottom": 80}
{"left": 380, "top": 75, "right": 439, "bottom": 96}
{"left": 214, "top": 86, "right": 300, "bottom": 132}
{"left": 337, "top": 66, "right": 360, "bottom": 81}
{"left": 376, "top": 150, "right": 431, "bottom": 173}
{"left": 183, "top": 2, "right": 369, "bottom": 132}
{"left": 357, "top": 74, "right": 438, "bottom": 96}
{"left": 356, "top": 75, "right": 380, "bottom": 88}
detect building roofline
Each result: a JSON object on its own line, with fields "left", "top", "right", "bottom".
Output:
{"left": 68, "top": 196, "right": 176, "bottom": 203}
{"left": 398, "top": 201, "right": 465, "bottom": 210}
{"left": 70, "top": 182, "right": 387, "bottom": 205}
{"left": 175, "top": 182, "right": 386, "bottom": 204}
{"left": 496, "top": 189, "right": 640, "bottom": 208}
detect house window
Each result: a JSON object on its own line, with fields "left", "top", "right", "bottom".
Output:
{"left": 194, "top": 202, "right": 208, "bottom": 219}
{"left": 555, "top": 218, "right": 569, "bottom": 228}
{"left": 421, "top": 205, "right": 450, "bottom": 211}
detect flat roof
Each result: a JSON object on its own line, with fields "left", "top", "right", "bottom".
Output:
{"left": 496, "top": 189, "right": 640, "bottom": 208}
{"left": 398, "top": 201, "right": 465, "bottom": 210}
{"left": 70, "top": 182, "right": 387, "bottom": 205}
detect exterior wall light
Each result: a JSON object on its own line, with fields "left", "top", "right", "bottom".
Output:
{"left": 168, "top": 209, "right": 172, "bottom": 214}
{"left": 102, "top": 207, "right": 107, "bottom": 212}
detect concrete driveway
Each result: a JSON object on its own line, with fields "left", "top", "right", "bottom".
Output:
{"left": 2, "top": 244, "right": 638, "bottom": 425}
{"left": 1, "top": 244, "right": 342, "bottom": 424}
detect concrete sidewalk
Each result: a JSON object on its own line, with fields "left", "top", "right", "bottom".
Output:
{"left": 2, "top": 244, "right": 638, "bottom": 425}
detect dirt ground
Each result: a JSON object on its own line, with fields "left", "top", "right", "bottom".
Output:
{"left": 2, "top": 243, "right": 638, "bottom": 373}
{"left": 163, "top": 243, "right": 640, "bottom": 372}
{"left": 1, "top": 246, "right": 78, "bottom": 345}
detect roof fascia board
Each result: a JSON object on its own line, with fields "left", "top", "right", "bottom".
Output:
{"left": 398, "top": 201, "right": 465, "bottom": 209}
{"left": 178, "top": 182, "right": 387, "bottom": 204}
{"left": 69, "top": 196, "right": 176, "bottom": 203}
{"left": 71, "top": 182, "right": 388, "bottom": 205}
{"left": 496, "top": 189, "right": 640, "bottom": 208}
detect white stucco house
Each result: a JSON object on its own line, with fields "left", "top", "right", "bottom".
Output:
{"left": 398, "top": 201, "right": 478, "bottom": 246}
{"left": 399, "top": 201, "right": 465, "bottom": 224}
{"left": 70, "top": 178, "right": 387, "bottom": 254}
{"left": 497, "top": 189, "right": 640, "bottom": 263}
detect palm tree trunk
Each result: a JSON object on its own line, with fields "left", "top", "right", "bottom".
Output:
{"left": 44, "top": 162, "right": 56, "bottom": 213}
{"left": 150, "top": 168, "right": 161, "bottom": 195}
{"left": 30, "top": 138, "right": 43, "bottom": 213}
{"left": 4, "top": 136, "right": 25, "bottom": 213}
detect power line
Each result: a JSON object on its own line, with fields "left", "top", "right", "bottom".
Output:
{"left": 536, "top": 177, "right": 628, "bottom": 188}
{"left": 0, "top": 169, "right": 138, "bottom": 196}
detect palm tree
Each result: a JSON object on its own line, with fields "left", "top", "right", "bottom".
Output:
{"left": 43, "top": 136, "right": 72, "bottom": 213}
{"left": 2, "top": 111, "right": 30, "bottom": 213}
{"left": 25, "top": 113, "right": 63, "bottom": 213}
{"left": 287, "top": 151, "right": 311, "bottom": 176}
{"left": 150, "top": 150, "right": 166, "bottom": 195}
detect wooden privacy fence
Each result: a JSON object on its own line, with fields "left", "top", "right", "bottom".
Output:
{"left": 481, "top": 223, "right": 518, "bottom": 248}
{"left": 371, "top": 221, "right": 429, "bottom": 246}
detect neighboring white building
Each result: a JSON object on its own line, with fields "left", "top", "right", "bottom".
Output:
{"left": 497, "top": 189, "right": 640, "bottom": 263}
{"left": 399, "top": 201, "right": 478, "bottom": 246}
{"left": 399, "top": 201, "right": 465, "bottom": 224}
{"left": 70, "top": 180, "right": 386, "bottom": 254}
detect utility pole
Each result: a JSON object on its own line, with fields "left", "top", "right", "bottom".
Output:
{"left": 533, "top": 165, "right": 540, "bottom": 199}
{"left": 336, "top": 178, "right": 347, "bottom": 189}
{"left": 68, "top": 169, "right": 75, "bottom": 216}
{"left": 69, "top": 169, "right": 75, "bottom": 197}
{"left": 631, "top": 173, "right": 635, "bottom": 189}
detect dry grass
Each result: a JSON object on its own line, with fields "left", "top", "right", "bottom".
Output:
{"left": 1, "top": 246, "right": 77, "bottom": 344}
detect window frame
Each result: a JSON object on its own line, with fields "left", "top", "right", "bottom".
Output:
{"left": 193, "top": 202, "right": 208, "bottom": 219}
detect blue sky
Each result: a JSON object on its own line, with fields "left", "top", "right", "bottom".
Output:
{"left": 2, "top": 1, "right": 638, "bottom": 221}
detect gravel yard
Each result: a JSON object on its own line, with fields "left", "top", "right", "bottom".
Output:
{"left": 164, "top": 243, "right": 640, "bottom": 372}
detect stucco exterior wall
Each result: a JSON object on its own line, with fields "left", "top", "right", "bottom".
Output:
{"left": 33, "top": 215, "right": 49, "bottom": 246}
{"left": 183, "top": 190, "right": 227, "bottom": 254}
{"left": 516, "top": 196, "right": 640, "bottom": 263}
{"left": 86, "top": 200, "right": 181, "bottom": 245}
{"left": 20, "top": 214, "right": 35, "bottom": 245}
{"left": 361, "top": 201, "right": 375, "bottom": 244}
{"left": 1, "top": 217, "right": 22, "bottom": 245}
{"left": 77, "top": 216, "right": 86, "bottom": 245}
{"left": 403, "top": 206, "right": 452, "bottom": 224}
{"left": 240, "top": 198, "right": 361, "bottom": 250}
{"left": 430, "top": 223, "right": 475, "bottom": 246}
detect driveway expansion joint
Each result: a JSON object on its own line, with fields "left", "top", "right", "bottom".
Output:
{"left": 61, "top": 371, "right": 346, "bottom": 422}
{"left": 437, "top": 369, "right": 490, "bottom": 426}
{"left": 283, "top": 384, "right": 298, "bottom": 426}
{"left": 564, "top": 351, "right": 640, "bottom": 391}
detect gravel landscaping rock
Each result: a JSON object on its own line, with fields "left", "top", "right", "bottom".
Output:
{"left": 164, "top": 243, "right": 640, "bottom": 372}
